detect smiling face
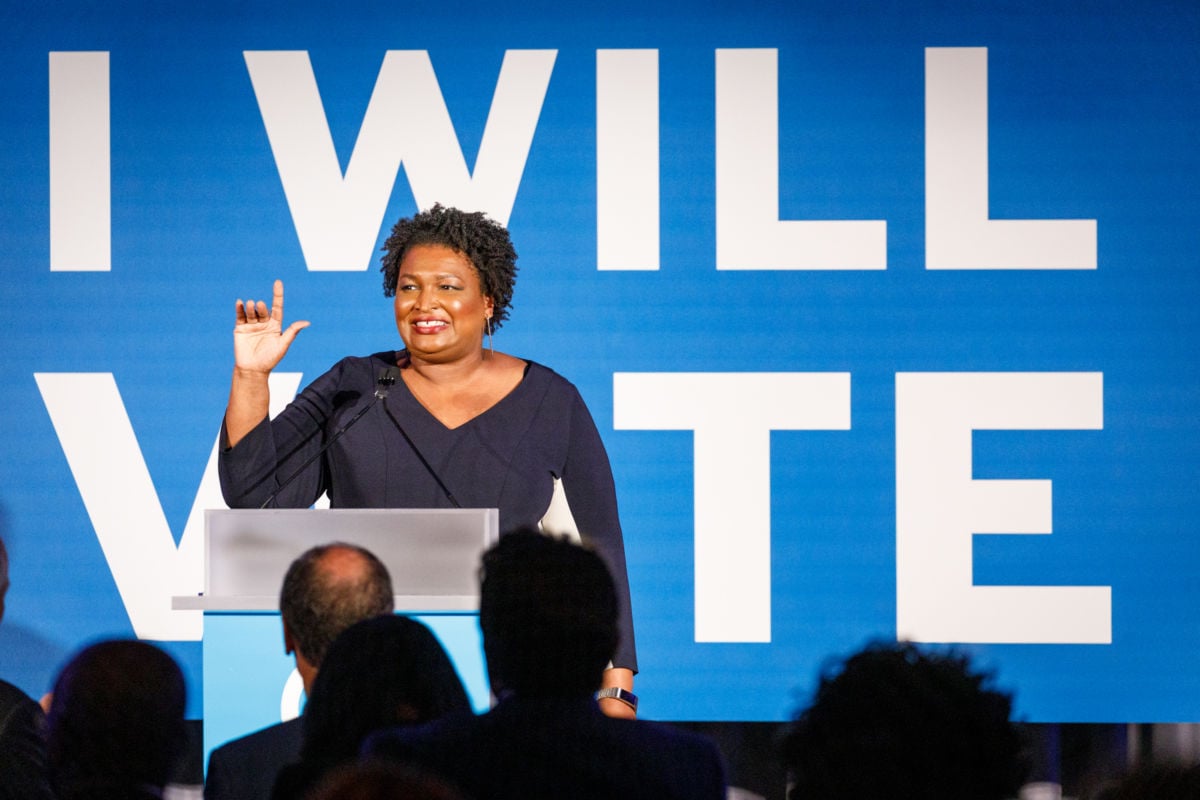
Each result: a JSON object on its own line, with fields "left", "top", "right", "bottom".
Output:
{"left": 393, "top": 243, "right": 494, "bottom": 364}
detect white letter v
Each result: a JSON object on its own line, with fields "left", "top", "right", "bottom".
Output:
{"left": 35, "top": 372, "right": 302, "bottom": 640}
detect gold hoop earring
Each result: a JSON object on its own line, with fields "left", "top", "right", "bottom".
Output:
{"left": 485, "top": 315, "right": 494, "bottom": 355}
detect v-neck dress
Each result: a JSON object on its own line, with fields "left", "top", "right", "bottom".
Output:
{"left": 219, "top": 350, "right": 637, "bottom": 671}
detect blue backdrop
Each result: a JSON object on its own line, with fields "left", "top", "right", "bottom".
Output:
{"left": 0, "top": 0, "right": 1197, "bottom": 723}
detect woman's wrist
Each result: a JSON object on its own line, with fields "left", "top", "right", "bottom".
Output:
{"left": 595, "top": 686, "right": 638, "bottom": 712}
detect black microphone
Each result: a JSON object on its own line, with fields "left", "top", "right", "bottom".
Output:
{"left": 259, "top": 366, "right": 400, "bottom": 509}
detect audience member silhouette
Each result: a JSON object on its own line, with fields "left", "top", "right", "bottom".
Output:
{"left": 306, "top": 758, "right": 467, "bottom": 800}
{"left": 206, "top": 541, "right": 395, "bottom": 800}
{"left": 271, "top": 614, "right": 471, "bottom": 799}
{"left": 1088, "top": 761, "right": 1200, "bottom": 800}
{"left": 0, "top": 532, "right": 54, "bottom": 800}
{"left": 45, "top": 640, "right": 186, "bottom": 800}
{"left": 781, "top": 641, "right": 1025, "bottom": 800}
{"left": 365, "top": 529, "right": 727, "bottom": 800}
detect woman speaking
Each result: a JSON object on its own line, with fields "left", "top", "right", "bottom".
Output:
{"left": 218, "top": 205, "right": 637, "bottom": 716}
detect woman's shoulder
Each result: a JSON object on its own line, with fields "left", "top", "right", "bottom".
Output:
{"left": 358, "top": 350, "right": 402, "bottom": 369}
{"left": 509, "top": 357, "right": 582, "bottom": 398}
{"left": 299, "top": 351, "right": 399, "bottom": 397}
{"left": 323, "top": 350, "right": 400, "bottom": 377}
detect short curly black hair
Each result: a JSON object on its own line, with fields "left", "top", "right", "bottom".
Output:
{"left": 781, "top": 641, "right": 1025, "bottom": 800}
{"left": 380, "top": 204, "right": 518, "bottom": 330}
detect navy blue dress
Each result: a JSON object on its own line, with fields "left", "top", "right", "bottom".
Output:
{"left": 219, "top": 351, "right": 636, "bottom": 671}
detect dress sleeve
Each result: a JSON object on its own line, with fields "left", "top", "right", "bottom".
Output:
{"left": 560, "top": 390, "right": 638, "bottom": 673}
{"left": 218, "top": 359, "right": 353, "bottom": 509}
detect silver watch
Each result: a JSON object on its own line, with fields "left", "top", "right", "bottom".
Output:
{"left": 595, "top": 686, "right": 638, "bottom": 711}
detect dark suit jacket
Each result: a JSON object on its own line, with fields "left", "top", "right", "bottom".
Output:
{"left": 205, "top": 716, "right": 304, "bottom": 800}
{"left": 363, "top": 695, "right": 726, "bottom": 800}
{"left": 0, "top": 679, "right": 54, "bottom": 800}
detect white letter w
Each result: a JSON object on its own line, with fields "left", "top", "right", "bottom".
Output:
{"left": 245, "top": 50, "right": 556, "bottom": 271}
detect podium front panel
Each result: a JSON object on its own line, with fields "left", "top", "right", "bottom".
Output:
{"left": 202, "top": 611, "right": 489, "bottom": 771}
{"left": 198, "top": 508, "right": 498, "bottom": 768}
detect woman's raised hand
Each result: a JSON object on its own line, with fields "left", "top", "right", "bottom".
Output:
{"left": 233, "top": 280, "right": 310, "bottom": 375}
